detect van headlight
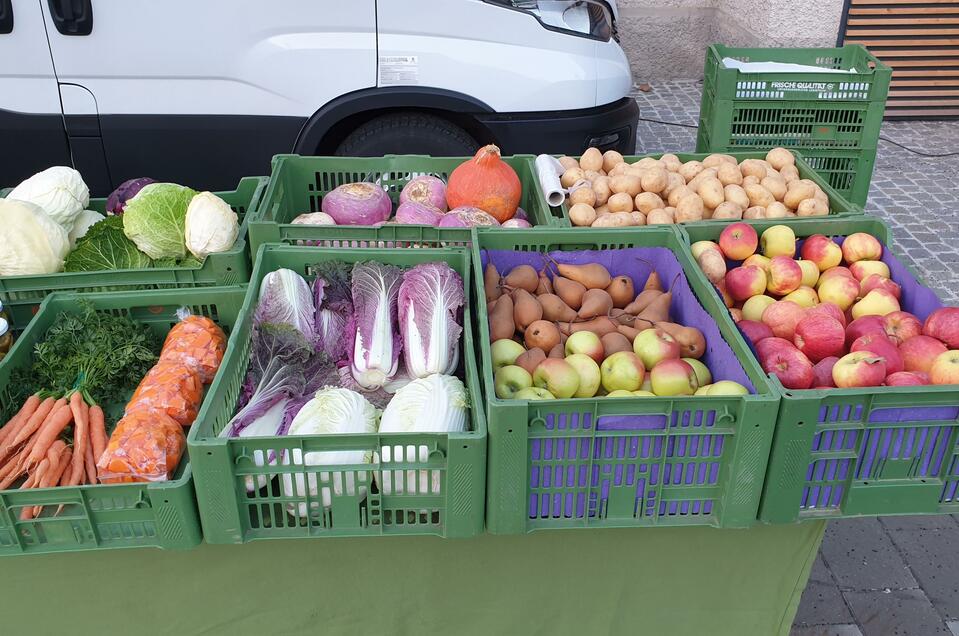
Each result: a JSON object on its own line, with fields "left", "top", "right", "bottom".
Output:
{"left": 488, "top": 1, "right": 615, "bottom": 42}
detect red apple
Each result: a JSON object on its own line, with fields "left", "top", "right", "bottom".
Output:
{"left": 719, "top": 222, "right": 759, "bottom": 261}
{"left": 817, "top": 266, "right": 855, "bottom": 287}
{"left": 794, "top": 314, "right": 846, "bottom": 362}
{"left": 756, "top": 337, "right": 796, "bottom": 360}
{"left": 738, "top": 319, "right": 774, "bottom": 345}
{"left": 833, "top": 351, "right": 887, "bottom": 388}
{"left": 860, "top": 273, "right": 901, "bottom": 301}
{"left": 899, "top": 335, "right": 949, "bottom": 374}
{"left": 841, "top": 233, "right": 883, "bottom": 264}
{"left": 885, "top": 371, "right": 929, "bottom": 386}
{"left": 766, "top": 256, "right": 803, "bottom": 296}
{"left": 801, "top": 235, "right": 843, "bottom": 272}
{"left": 882, "top": 311, "right": 922, "bottom": 345}
{"left": 923, "top": 307, "right": 959, "bottom": 348}
{"left": 806, "top": 302, "right": 846, "bottom": 328}
{"left": 851, "top": 333, "right": 904, "bottom": 375}
{"left": 845, "top": 315, "right": 886, "bottom": 349}
{"left": 849, "top": 260, "right": 890, "bottom": 281}
{"left": 760, "top": 343, "right": 814, "bottom": 390}
{"left": 725, "top": 266, "right": 768, "bottom": 302}
{"left": 818, "top": 275, "right": 860, "bottom": 311}
{"left": 761, "top": 300, "right": 806, "bottom": 341}
{"left": 812, "top": 356, "right": 839, "bottom": 388}
{"left": 930, "top": 350, "right": 959, "bottom": 385}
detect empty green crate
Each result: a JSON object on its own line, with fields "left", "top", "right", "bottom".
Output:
{"left": 188, "top": 243, "right": 487, "bottom": 543}
{"left": 0, "top": 177, "right": 267, "bottom": 334}
{"left": 545, "top": 151, "right": 862, "bottom": 228}
{"left": 0, "top": 285, "right": 247, "bottom": 555}
{"left": 246, "top": 153, "right": 553, "bottom": 256}
{"left": 696, "top": 44, "right": 891, "bottom": 207}
{"left": 680, "top": 217, "right": 959, "bottom": 523}
{"left": 474, "top": 227, "right": 780, "bottom": 534}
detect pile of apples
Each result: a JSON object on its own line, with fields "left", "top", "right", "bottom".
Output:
{"left": 693, "top": 222, "right": 959, "bottom": 390}
{"left": 484, "top": 259, "right": 750, "bottom": 400}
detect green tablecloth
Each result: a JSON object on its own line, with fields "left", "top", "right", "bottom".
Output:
{"left": 2, "top": 522, "right": 825, "bottom": 635}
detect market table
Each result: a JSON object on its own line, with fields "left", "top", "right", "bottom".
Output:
{"left": 1, "top": 521, "right": 825, "bottom": 635}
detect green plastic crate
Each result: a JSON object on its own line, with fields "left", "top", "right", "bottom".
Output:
{"left": 0, "top": 285, "right": 247, "bottom": 555}
{"left": 696, "top": 44, "right": 891, "bottom": 207}
{"left": 188, "top": 243, "right": 487, "bottom": 543}
{"left": 246, "top": 153, "right": 554, "bottom": 256}
{"left": 474, "top": 227, "right": 780, "bottom": 534}
{"left": 0, "top": 177, "right": 267, "bottom": 334}
{"left": 680, "top": 217, "right": 959, "bottom": 523}
{"left": 545, "top": 151, "right": 862, "bottom": 228}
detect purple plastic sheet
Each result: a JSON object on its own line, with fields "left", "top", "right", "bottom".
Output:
{"left": 482, "top": 246, "right": 753, "bottom": 522}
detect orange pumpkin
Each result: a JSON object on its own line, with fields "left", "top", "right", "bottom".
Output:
{"left": 446, "top": 145, "right": 521, "bottom": 223}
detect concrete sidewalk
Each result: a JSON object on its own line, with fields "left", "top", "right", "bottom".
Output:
{"left": 630, "top": 81, "right": 959, "bottom": 636}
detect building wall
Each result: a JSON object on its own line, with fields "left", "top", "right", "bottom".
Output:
{"left": 616, "top": 0, "right": 846, "bottom": 80}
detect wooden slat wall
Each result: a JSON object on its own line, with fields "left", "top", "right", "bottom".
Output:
{"left": 842, "top": 0, "right": 959, "bottom": 117}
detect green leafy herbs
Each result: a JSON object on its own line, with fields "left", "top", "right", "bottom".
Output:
{"left": 64, "top": 215, "right": 153, "bottom": 272}
{"left": 14, "top": 301, "right": 160, "bottom": 407}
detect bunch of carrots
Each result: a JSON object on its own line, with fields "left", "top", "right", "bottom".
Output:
{"left": 0, "top": 391, "right": 108, "bottom": 518}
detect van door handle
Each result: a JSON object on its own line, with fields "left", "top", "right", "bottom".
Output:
{"left": 0, "top": 0, "right": 13, "bottom": 34}
{"left": 47, "top": 0, "right": 93, "bottom": 36}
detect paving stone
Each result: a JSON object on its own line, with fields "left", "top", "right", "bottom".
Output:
{"left": 947, "top": 621, "right": 959, "bottom": 636}
{"left": 820, "top": 519, "right": 917, "bottom": 591}
{"left": 844, "top": 589, "right": 950, "bottom": 635}
{"left": 888, "top": 528, "right": 959, "bottom": 619}
{"left": 795, "top": 555, "right": 855, "bottom": 626}
{"left": 791, "top": 626, "right": 863, "bottom": 636}
{"left": 880, "top": 516, "right": 959, "bottom": 533}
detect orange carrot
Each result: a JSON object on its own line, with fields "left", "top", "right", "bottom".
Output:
{"left": 89, "top": 404, "right": 107, "bottom": 464}
{"left": 33, "top": 444, "right": 71, "bottom": 517}
{"left": 23, "top": 404, "right": 73, "bottom": 470}
{"left": 0, "top": 394, "right": 40, "bottom": 447}
{"left": 67, "top": 396, "right": 88, "bottom": 486}
{"left": 18, "top": 457, "right": 49, "bottom": 520}
{"left": 0, "top": 449, "right": 27, "bottom": 490}
{"left": 84, "top": 424, "right": 96, "bottom": 484}
{"left": 58, "top": 448, "right": 74, "bottom": 487}
{"left": 0, "top": 396, "right": 56, "bottom": 462}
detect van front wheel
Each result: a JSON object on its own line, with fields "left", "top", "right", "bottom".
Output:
{"left": 335, "top": 113, "right": 478, "bottom": 157}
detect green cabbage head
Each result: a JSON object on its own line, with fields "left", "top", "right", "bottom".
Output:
{"left": 122, "top": 183, "right": 196, "bottom": 259}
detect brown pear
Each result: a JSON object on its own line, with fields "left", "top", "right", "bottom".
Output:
{"left": 539, "top": 293, "right": 578, "bottom": 322}
{"left": 606, "top": 276, "right": 635, "bottom": 309}
{"left": 512, "top": 289, "right": 542, "bottom": 333}
{"left": 657, "top": 322, "right": 706, "bottom": 359}
{"left": 525, "top": 320, "right": 561, "bottom": 352}
{"left": 553, "top": 276, "right": 586, "bottom": 310}
{"left": 617, "top": 324, "right": 641, "bottom": 341}
{"left": 623, "top": 289, "right": 662, "bottom": 316}
{"left": 484, "top": 263, "right": 502, "bottom": 303}
{"left": 578, "top": 289, "right": 613, "bottom": 320}
{"left": 555, "top": 262, "right": 612, "bottom": 290}
{"left": 489, "top": 294, "right": 515, "bottom": 341}
{"left": 601, "top": 332, "right": 633, "bottom": 358}
{"left": 548, "top": 343, "right": 565, "bottom": 359}
{"left": 643, "top": 271, "right": 663, "bottom": 292}
{"left": 504, "top": 265, "right": 538, "bottom": 293}
{"left": 516, "top": 347, "right": 547, "bottom": 375}
{"left": 535, "top": 269, "right": 553, "bottom": 295}
{"left": 560, "top": 316, "right": 618, "bottom": 336}
{"left": 635, "top": 288, "right": 672, "bottom": 325}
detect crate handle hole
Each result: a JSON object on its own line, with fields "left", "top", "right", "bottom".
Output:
{"left": 507, "top": 429, "right": 512, "bottom": 433}
{"left": 797, "top": 421, "right": 804, "bottom": 427}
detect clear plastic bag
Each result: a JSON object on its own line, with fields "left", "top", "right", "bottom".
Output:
{"left": 96, "top": 410, "right": 185, "bottom": 483}
{"left": 158, "top": 308, "right": 227, "bottom": 383}
{"left": 126, "top": 360, "right": 204, "bottom": 426}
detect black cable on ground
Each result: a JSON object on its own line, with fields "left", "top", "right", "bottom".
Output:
{"left": 637, "top": 116, "right": 959, "bottom": 157}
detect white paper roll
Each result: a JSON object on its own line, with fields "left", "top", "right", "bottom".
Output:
{"left": 535, "top": 154, "right": 566, "bottom": 207}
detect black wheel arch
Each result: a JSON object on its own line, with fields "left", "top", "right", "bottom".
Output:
{"left": 293, "top": 87, "right": 497, "bottom": 155}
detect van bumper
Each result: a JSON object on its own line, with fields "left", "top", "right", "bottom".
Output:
{"left": 477, "top": 97, "right": 638, "bottom": 155}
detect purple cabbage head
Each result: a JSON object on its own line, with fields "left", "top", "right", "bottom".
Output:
{"left": 106, "top": 177, "right": 155, "bottom": 215}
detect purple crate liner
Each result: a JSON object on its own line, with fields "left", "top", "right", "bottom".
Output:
{"left": 482, "top": 246, "right": 750, "bottom": 522}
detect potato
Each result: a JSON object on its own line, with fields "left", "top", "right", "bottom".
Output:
{"left": 724, "top": 184, "right": 749, "bottom": 209}
{"left": 664, "top": 171, "right": 685, "bottom": 195}
{"left": 592, "top": 176, "right": 611, "bottom": 206}
{"left": 667, "top": 185, "right": 693, "bottom": 208}
{"left": 569, "top": 184, "right": 596, "bottom": 207}
{"left": 561, "top": 167, "right": 586, "bottom": 188}
{"left": 797, "top": 178, "right": 817, "bottom": 189}
{"left": 765, "top": 201, "right": 788, "bottom": 218}
{"left": 717, "top": 162, "right": 744, "bottom": 186}
{"left": 602, "top": 150, "right": 624, "bottom": 173}
{"left": 626, "top": 164, "right": 646, "bottom": 179}
{"left": 646, "top": 208, "right": 674, "bottom": 225}
{"left": 580, "top": 147, "right": 603, "bottom": 172}
{"left": 608, "top": 163, "right": 629, "bottom": 177}
{"left": 742, "top": 175, "right": 760, "bottom": 188}
{"left": 702, "top": 206, "right": 714, "bottom": 220}
{"left": 678, "top": 161, "right": 705, "bottom": 183}
{"left": 607, "top": 192, "right": 634, "bottom": 213}
{"left": 797, "top": 198, "right": 829, "bottom": 217}
{"left": 675, "top": 193, "right": 705, "bottom": 223}
{"left": 609, "top": 174, "right": 642, "bottom": 197}
{"left": 743, "top": 205, "right": 766, "bottom": 219}
{"left": 745, "top": 184, "right": 775, "bottom": 208}
{"left": 641, "top": 168, "right": 669, "bottom": 194}
{"left": 591, "top": 211, "right": 633, "bottom": 228}
{"left": 634, "top": 192, "right": 665, "bottom": 214}
{"left": 766, "top": 147, "right": 795, "bottom": 171}
{"left": 634, "top": 157, "right": 661, "bottom": 171}
{"left": 740, "top": 159, "right": 767, "bottom": 180}
{"left": 712, "top": 202, "right": 743, "bottom": 220}
{"left": 584, "top": 170, "right": 603, "bottom": 181}
{"left": 558, "top": 156, "right": 579, "bottom": 171}
{"left": 660, "top": 153, "right": 682, "bottom": 172}
{"left": 569, "top": 203, "right": 596, "bottom": 226}
{"left": 595, "top": 204, "right": 609, "bottom": 216}
{"left": 761, "top": 176, "right": 787, "bottom": 202}
{"left": 779, "top": 164, "right": 799, "bottom": 183}
{"left": 784, "top": 182, "right": 815, "bottom": 209}
{"left": 703, "top": 153, "right": 737, "bottom": 169}
{"left": 813, "top": 188, "right": 829, "bottom": 205}
{"left": 687, "top": 167, "right": 718, "bottom": 193}
{"left": 697, "top": 249, "right": 727, "bottom": 284}
{"left": 697, "top": 177, "right": 725, "bottom": 209}
{"left": 630, "top": 211, "right": 646, "bottom": 226}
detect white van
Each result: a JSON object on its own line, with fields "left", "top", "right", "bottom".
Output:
{"left": 0, "top": 0, "right": 636, "bottom": 195}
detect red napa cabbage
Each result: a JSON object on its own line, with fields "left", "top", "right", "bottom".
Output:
{"left": 398, "top": 262, "right": 464, "bottom": 378}
{"left": 254, "top": 268, "right": 316, "bottom": 344}
{"left": 311, "top": 260, "right": 354, "bottom": 363}
{"left": 348, "top": 261, "right": 403, "bottom": 389}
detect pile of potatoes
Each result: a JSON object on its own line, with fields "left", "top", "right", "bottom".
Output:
{"left": 560, "top": 147, "right": 832, "bottom": 228}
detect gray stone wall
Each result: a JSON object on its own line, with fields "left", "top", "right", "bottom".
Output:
{"left": 616, "top": 0, "right": 845, "bottom": 81}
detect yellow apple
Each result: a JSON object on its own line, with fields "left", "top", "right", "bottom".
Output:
{"left": 760, "top": 225, "right": 796, "bottom": 258}
{"left": 783, "top": 286, "right": 819, "bottom": 308}
{"left": 742, "top": 295, "right": 777, "bottom": 322}
{"left": 851, "top": 288, "right": 901, "bottom": 319}
{"left": 797, "top": 260, "right": 820, "bottom": 287}
{"left": 742, "top": 254, "right": 771, "bottom": 273}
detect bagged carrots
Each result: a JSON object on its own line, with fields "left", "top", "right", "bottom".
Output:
{"left": 126, "top": 361, "right": 203, "bottom": 426}
{"left": 158, "top": 311, "right": 226, "bottom": 383}
{"left": 96, "top": 411, "right": 185, "bottom": 483}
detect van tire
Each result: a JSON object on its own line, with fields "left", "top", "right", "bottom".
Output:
{"left": 335, "top": 113, "right": 478, "bottom": 157}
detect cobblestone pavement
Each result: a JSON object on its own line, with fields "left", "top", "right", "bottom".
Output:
{"left": 631, "top": 81, "right": 959, "bottom": 635}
